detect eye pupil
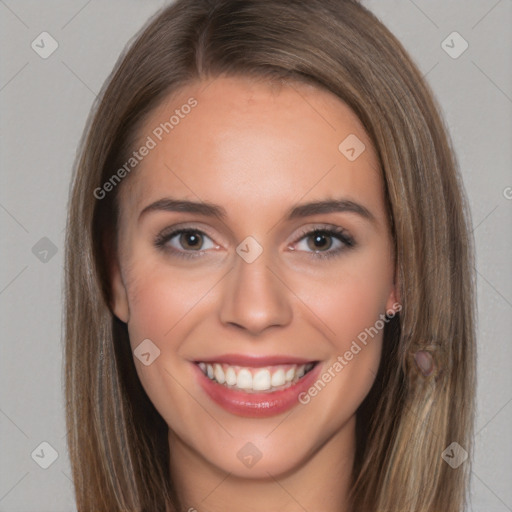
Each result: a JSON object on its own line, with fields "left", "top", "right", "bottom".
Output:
{"left": 308, "top": 231, "right": 332, "bottom": 251}
{"left": 180, "top": 231, "right": 202, "bottom": 250}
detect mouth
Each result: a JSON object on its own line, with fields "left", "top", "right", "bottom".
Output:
{"left": 195, "top": 361, "right": 318, "bottom": 393}
{"left": 192, "top": 356, "right": 321, "bottom": 418}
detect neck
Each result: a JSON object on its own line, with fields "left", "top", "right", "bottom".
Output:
{"left": 167, "top": 416, "right": 356, "bottom": 512}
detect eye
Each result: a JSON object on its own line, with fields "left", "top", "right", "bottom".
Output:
{"left": 154, "top": 225, "right": 355, "bottom": 260}
{"left": 154, "top": 228, "right": 218, "bottom": 257}
{"left": 292, "top": 227, "right": 354, "bottom": 259}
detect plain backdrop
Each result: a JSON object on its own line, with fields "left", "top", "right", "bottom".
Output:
{"left": 1, "top": 1, "right": 511, "bottom": 511}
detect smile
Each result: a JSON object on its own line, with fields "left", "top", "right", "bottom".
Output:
{"left": 193, "top": 356, "right": 322, "bottom": 418}
{"left": 196, "top": 361, "right": 317, "bottom": 393}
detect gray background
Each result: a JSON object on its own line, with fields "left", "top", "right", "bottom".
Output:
{"left": 0, "top": 1, "right": 511, "bottom": 511}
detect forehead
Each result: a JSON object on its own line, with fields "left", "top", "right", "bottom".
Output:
{"left": 118, "top": 75, "right": 383, "bottom": 223}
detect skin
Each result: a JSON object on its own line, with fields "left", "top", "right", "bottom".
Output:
{"left": 110, "top": 75, "right": 400, "bottom": 512}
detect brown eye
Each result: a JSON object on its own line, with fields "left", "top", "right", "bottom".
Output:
{"left": 154, "top": 228, "right": 217, "bottom": 257}
{"left": 179, "top": 231, "right": 203, "bottom": 250}
{"left": 306, "top": 231, "right": 333, "bottom": 251}
{"left": 293, "top": 226, "right": 355, "bottom": 260}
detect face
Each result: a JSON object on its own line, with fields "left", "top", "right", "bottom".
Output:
{"left": 110, "top": 75, "right": 399, "bottom": 479}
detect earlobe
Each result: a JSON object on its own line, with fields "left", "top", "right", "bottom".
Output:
{"left": 385, "top": 273, "right": 402, "bottom": 315}
{"left": 110, "top": 257, "right": 130, "bottom": 323}
{"left": 385, "top": 289, "right": 401, "bottom": 316}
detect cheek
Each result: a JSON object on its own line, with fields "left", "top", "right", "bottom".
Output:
{"left": 122, "top": 264, "right": 216, "bottom": 426}
{"left": 293, "top": 251, "right": 393, "bottom": 348}
{"left": 124, "top": 262, "right": 218, "bottom": 347}
{"left": 122, "top": 262, "right": 224, "bottom": 417}
{"left": 290, "top": 251, "right": 393, "bottom": 400}
{"left": 290, "top": 266, "right": 391, "bottom": 428}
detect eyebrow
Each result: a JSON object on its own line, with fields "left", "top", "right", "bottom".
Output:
{"left": 138, "top": 197, "right": 376, "bottom": 224}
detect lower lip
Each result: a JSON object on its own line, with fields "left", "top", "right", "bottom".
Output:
{"left": 193, "top": 362, "right": 322, "bottom": 418}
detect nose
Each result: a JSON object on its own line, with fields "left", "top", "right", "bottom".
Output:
{"left": 219, "top": 247, "right": 293, "bottom": 335}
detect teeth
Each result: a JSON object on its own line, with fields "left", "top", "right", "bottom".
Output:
{"left": 253, "top": 369, "right": 271, "bottom": 391}
{"left": 237, "top": 369, "right": 253, "bottom": 389}
{"left": 270, "top": 369, "right": 285, "bottom": 387}
{"left": 214, "top": 364, "right": 225, "bottom": 384}
{"left": 285, "top": 367, "right": 295, "bottom": 382}
{"left": 225, "top": 366, "right": 237, "bottom": 386}
{"left": 197, "top": 361, "right": 316, "bottom": 393}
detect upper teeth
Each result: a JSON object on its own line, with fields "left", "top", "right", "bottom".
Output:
{"left": 198, "top": 362, "right": 315, "bottom": 393}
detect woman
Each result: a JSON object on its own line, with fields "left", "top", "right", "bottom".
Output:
{"left": 64, "top": 0, "right": 476, "bottom": 510}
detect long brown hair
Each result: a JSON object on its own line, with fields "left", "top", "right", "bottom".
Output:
{"left": 64, "top": 1, "right": 476, "bottom": 510}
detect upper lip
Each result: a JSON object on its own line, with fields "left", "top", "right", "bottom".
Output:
{"left": 193, "top": 354, "right": 317, "bottom": 367}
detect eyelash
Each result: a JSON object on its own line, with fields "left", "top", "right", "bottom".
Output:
{"left": 154, "top": 225, "right": 355, "bottom": 260}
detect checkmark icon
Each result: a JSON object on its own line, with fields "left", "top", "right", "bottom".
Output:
{"left": 134, "top": 339, "right": 161, "bottom": 366}
{"left": 338, "top": 134, "right": 365, "bottom": 161}
{"left": 31, "top": 236, "right": 58, "bottom": 263}
{"left": 31, "top": 441, "right": 59, "bottom": 469}
{"left": 237, "top": 442, "right": 262, "bottom": 468}
{"left": 236, "top": 236, "right": 263, "bottom": 263}
{"left": 441, "top": 442, "right": 467, "bottom": 468}
{"left": 441, "top": 32, "right": 468, "bottom": 59}
{"left": 31, "top": 31, "right": 58, "bottom": 59}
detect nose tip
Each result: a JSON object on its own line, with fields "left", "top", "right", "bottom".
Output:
{"left": 218, "top": 253, "right": 293, "bottom": 335}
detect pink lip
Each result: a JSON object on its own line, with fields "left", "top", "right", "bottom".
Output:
{"left": 192, "top": 360, "right": 322, "bottom": 418}
{"left": 194, "top": 353, "right": 316, "bottom": 367}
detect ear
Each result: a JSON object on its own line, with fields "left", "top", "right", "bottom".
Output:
{"left": 109, "top": 255, "right": 130, "bottom": 323}
{"left": 385, "top": 268, "right": 402, "bottom": 315}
